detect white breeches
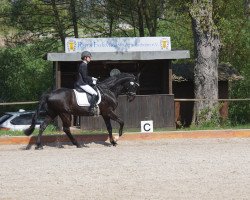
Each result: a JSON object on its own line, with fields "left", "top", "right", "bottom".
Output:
{"left": 80, "top": 85, "right": 97, "bottom": 95}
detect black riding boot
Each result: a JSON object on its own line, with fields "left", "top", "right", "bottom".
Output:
{"left": 89, "top": 94, "right": 98, "bottom": 116}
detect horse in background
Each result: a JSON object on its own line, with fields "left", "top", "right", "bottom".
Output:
{"left": 24, "top": 73, "right": 140, "bottom": 149}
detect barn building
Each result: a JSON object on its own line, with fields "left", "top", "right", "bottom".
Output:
{"left": 47, "top": 50, "right": 190, "bottom": 130}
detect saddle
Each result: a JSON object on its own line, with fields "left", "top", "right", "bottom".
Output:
{"left": 73, "top": 87, "right": 101, "bottom": 107}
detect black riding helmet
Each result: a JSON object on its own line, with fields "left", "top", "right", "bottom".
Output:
{"left": 81, "top": 51, "right": 92, "bottom": 60}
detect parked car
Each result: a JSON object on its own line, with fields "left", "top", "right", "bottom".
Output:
{"left": 0, "top": 109, "right": 45, "bottom": 131}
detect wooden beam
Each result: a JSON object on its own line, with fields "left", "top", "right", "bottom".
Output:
{"left": 55, "top": 61, "right": 61, "bottom": 89}
{"left": 54, "top": 61, "right": 62, "bottom": 130}
{"left": 162, "top": 60, "right": 168, "bottom": 94}
{"left": 168, "top": 60, "right": 173, "bottom": 94}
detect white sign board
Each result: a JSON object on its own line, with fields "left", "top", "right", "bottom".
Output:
{"left": 141, "top": 120, "right": 153, "bottom": 133}
{"left": 65, "top": 37, "right": 171, "bottom": 53}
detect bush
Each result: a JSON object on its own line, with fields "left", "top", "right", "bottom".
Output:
{"left": 0, "top": 40, "right": 55, "bottom": 114}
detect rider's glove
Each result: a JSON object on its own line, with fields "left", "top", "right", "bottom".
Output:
{"left": 92, "top": 77, "right": 98, "bottom": 85}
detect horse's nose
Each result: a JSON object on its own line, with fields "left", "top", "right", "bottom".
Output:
{"left": 127, "top": 95, "right": 136, "bottom": 102}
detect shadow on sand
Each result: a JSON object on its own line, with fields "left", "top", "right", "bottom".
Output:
{"left": 21, "top": 134, "right": 111, "bottom": 150}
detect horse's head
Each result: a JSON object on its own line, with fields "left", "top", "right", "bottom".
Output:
{"left": 99, "top": 72, "right": 140, "bottom": 101}
{"left": 122, "top": 74, "right": 140, "bottom": 102}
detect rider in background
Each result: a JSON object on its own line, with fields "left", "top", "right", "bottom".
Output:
{"left": 75, "top": 51, "right": 98, "bottom": 115}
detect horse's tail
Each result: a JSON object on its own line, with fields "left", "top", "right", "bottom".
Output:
{"left": 24, "top": 92, "right": 49, "bottom": 136}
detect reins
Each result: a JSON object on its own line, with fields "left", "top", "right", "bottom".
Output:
{"left": 95, "top": 84, "right": 105, "bottom": 97}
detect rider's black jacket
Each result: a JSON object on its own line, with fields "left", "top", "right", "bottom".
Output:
{"left": 75, "top": 61, "right": 93, "bottom": 87}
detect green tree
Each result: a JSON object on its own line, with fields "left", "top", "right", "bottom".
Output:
{"left": 0, "top": 41, "right": 54, "bottom": 103}
{"left": 1, "top": 0, "right": 75, "bottom": 48}
{"left": 166, "top": 0, "right": 249, "bottom": 125}
{"left": 214, "top": 0, "right": 250, "bottom": 124}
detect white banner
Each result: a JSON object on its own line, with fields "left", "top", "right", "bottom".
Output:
{"left": 65, "top": 37, "right": 171, "bottom": 53}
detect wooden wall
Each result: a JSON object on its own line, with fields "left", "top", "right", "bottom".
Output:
{"left": 80, "top": 94, "right": 175, "bottom": 130}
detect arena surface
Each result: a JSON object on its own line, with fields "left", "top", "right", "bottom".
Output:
{"left": 0, "top": 138, "right": 250, "bottom": 200}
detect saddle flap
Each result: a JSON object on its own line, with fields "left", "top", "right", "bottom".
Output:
{"left": 73, "top": 89, "right": 101, "bottom": 107}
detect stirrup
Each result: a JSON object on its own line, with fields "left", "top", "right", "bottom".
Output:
{"left": 94, "top": 105, "right": 100, "bottom": 116}
{"left": 89, "top": 106, "right": 99, "bottom": 116}
{"left": 88, "top": 107, "right": 95, "bottom": 116}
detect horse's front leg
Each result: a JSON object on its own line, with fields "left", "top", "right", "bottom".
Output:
{"left": 109, "top": 111, "right": 124, "bottom": 137}
{"left": 102, "top": 116, "right": 118, "bottom": 146}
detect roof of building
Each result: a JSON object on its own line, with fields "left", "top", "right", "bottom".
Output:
{"left": 173, "top": 63, "right": 244, "bottom": 82}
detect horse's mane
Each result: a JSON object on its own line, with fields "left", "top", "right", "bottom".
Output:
{"left": 99, "top": 73, "right": 135, "bottom": 88}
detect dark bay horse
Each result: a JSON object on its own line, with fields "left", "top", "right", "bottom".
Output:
{"left": 24, "top": 73, "right": 140, "bottom": 149}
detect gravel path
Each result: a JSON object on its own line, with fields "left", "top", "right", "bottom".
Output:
{"left": 0, "top": 138, "right": 250, "bottom": 200}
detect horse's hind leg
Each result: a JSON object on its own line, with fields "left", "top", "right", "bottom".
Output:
{"left": 35, "top": 115, "right": 54, "bottom": 150}
{"left": 59, "top": 113, "right": 82, "bottom": 148}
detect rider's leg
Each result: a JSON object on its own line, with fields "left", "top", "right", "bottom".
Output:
{"left": 88, "top": 95, "right": 98, "bottom": 114}
{"left": 80, "top": 85, "right": 98, "bottom": 114}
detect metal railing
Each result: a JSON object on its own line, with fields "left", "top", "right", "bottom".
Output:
{"left": 0, "top": 101, "right": 39, "bottom": 106}
{"left": 174, "top": 98, "right": 250, "bottom": 102}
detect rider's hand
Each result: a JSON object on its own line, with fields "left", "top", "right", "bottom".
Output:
{"left": 92, "top": 77, "right": 98, "bottom": 85}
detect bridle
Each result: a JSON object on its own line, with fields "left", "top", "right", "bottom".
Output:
{"left": 125, "top": 81, "right": 140, "bottom": 96}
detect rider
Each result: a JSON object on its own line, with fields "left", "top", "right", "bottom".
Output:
{"left": 75, "top": 51, "right": 98, "bottom": 115}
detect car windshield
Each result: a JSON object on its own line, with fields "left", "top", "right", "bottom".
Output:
{"left": 0, "top": 114, "right": 13, "bottom": 124}
{"left": 10, "top": 113, "right": 45, "bottom": 125}
{"left": 11, "top": 113, "right": 34, "bottom": 125}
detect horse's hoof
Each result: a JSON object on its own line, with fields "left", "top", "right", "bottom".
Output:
{"left": 111, "top": 141, "right": 117, "bottom": 146}
{"left": 76, "top": 144, "right": 83, "bottom": 148}
{"left": 35, "top": 146, "right": 43, "bottom": 150}
{"left": 25, "top": 145, "right": 32, "bottom": 150}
